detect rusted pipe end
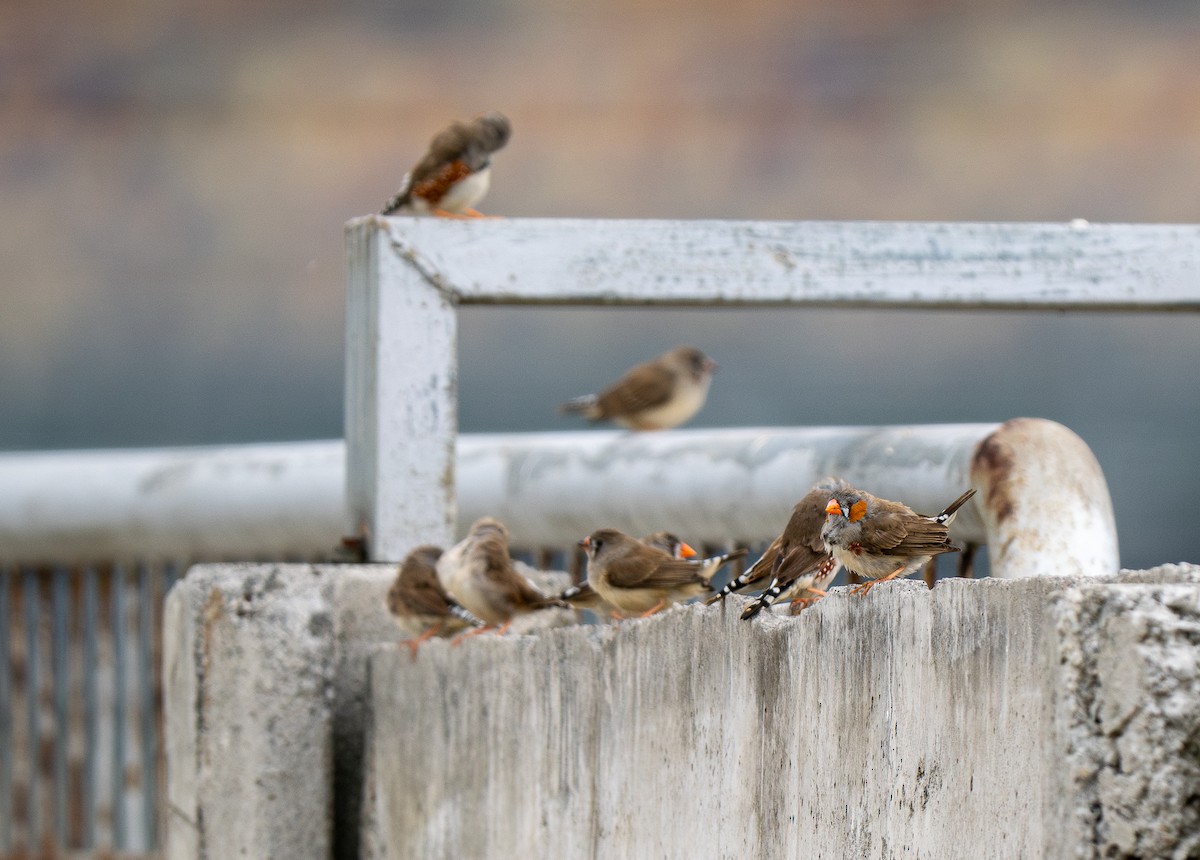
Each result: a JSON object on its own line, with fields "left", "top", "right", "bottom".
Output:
{"left": 970, "top": 418, "right": 1118, "bottom": 578}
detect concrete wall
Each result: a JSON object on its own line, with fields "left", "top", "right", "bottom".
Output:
{"left": 165, "top": 563, "right": 1200, "bottom": 859}
{"left": 361, "top": 566, "right": 1200, "bottom": 859}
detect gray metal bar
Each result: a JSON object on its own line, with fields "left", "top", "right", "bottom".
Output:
{"left": 138, "top": 562, "right": 157, "bottom": 849}
{"left": 111, "top": 563, "right": 127, "bottom": 849}
{"left": 51, "top": 566, "right": 69, "bottom": 847}
{"left": 23, "top": 567, "right": 41, "bottom": 847}
{"left": 370, "top": 217, "right": 1200, "bottom": 310}
{"left": 0, "top": 567, "right": 12, "bottom": 851}
{"left": 82, "top": 565, "right": 98, "bottom": 850}
{"left": 0, "top": 441, "right": 344, "bottom": 565}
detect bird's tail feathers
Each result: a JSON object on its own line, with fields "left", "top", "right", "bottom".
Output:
{"left": 381, "top": 173, "right": 413, "bottom": 216}
{"left": 704, "top": 552, "right": 765, "bottom": 604}
{"left": 557, "top": 394, "right": 598, "bottom": 416}
{"left": 935, "top": 488, "right": 978, "bottom": 525}
{"left": 448, "top": 603, "right": 484, "bottom": 628}
{"left": 697, "top": 547, "right": 749, "bottom": 588}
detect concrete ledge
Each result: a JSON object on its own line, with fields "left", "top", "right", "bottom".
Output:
{"left": 164, "top": 561, "right": 571, "bottom": 860}
{"left": 361, "top": 565, "right": 1200, "bottom": 859}
{"left": 165, "top": 563, "right": 397, "bottom": 860}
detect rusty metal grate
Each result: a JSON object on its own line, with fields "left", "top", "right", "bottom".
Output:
{"left": 1, "top": 562, "right": 180, "bottom": 858}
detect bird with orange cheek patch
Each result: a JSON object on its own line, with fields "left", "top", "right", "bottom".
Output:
{"left": 821, "top": 487, "right": 977, "bottom": 597}
{"left": 707, "top": 477, "right": 851, "bottom": 619}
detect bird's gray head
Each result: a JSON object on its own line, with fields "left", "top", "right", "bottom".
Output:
{"left": 578, "top": 528, "right": 631, "bottom": 562}
{"left": 820, "top": 488, "right": 869, "bottom": 545}
{"left": 473, "top": 112, "right": 511, "bottom": 152}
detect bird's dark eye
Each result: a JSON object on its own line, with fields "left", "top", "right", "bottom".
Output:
{"left": 593, "top": 539, "right": 603, "bottom": 551}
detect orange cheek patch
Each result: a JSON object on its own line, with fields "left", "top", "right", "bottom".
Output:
{"left": 848, "top": 500, "right": 868, "bottom": 522}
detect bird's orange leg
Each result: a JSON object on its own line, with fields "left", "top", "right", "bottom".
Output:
{"left": 451, "top": 624, "right": 494, "bottom": 646}
{"left": 405, "top": 621, "right": 443, "bottom": 661}
{"left": 788, "top": 588, "right": 828, "bottom": 613}
{"left": 433, "top": 208, "right": 476, "bottom": 219}
{"left": 851, "top": 566, "right": 907, "bottom": 597}
{"left": 638, "top": 598, "right": 667, "bottom": 619}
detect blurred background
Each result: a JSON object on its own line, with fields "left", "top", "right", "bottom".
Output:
{"left": 2, "top": 0, "right": 1198, "bottom": 567}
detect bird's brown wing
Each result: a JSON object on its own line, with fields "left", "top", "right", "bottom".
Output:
{"left": 594, "top": 361, "right": 675, "bottom": 417}
{"left": 606, "top": 555, "right": 705, "bottom": 590}
{"left": 861, "top": 507, "right": 953, "bottom": 557}
{"left": 392, "top": 576, "right": 454, "bottom": 617}
{"left": 890, "top": 518, "right": 955, "bottom": 555}
{"left": 773, "top": 542, "right": 827, "bottom": 582}
{"left": 472, "top": 537, "right": 562, "bottom": 611}
{"left": 791, "top": 487, "right": 838, "bottom": 554}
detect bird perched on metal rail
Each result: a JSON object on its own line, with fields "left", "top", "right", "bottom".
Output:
{"left": 578, "top": 528, "right": 746, "bottom": 617}
{"left": 558, "top": 346, "right": 717, "bottom": 431}
{"left": 821, "top": 486, "right": 977, "bottom": 597}
{"left": 706, "top": 477, "right": 851, "bottom": 619}
{"left": 381, "top": 111, "right": 511, "bottom": 218}
{"left": 561, "top": 531, "right": 697, "bottom": 615}
{"left": 436, "top": 516, "right": 568, "bottom": 638}
{"left": 387, "top": 544, "right": 483, "bottom": 658}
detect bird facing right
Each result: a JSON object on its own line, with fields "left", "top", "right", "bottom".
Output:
{"left": 821, "top": 486, "right": 977, "bottom": 597}
{"left": 381, "top": 111, "right": 511, "bottom": 218}
{"left": 558, "top": 346, "right": 717, "bottom": 431}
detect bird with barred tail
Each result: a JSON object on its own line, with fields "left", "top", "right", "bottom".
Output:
{"left": 436, "top": 517, "right": 567, "bottom": 638}
{"left": 381, "top": 112, "right": 511, "bottom": 218}
{"left": 578, "top": 528, "right": 746, "bottom": 618}
{"left": 821, "top": 486, "right": 977, "bottom": 597}
{"left": 558, "top": 346, "right": 717, "bottom": 431}
{"left": 706, "top": 477, "right": 850, "bottom": 619}
{"left": 387, "top": 544, "right": 483, "bottom": 658}
{"left": 561, "top": 531, "right": 697, "bottom": 615}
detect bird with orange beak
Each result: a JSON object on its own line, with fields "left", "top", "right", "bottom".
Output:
{"left": 821, "top": 486, "right": 976, "bottom": 596}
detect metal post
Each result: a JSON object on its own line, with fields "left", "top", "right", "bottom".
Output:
{"left": 345, "top": 217, "right": 458, "bottom": 561}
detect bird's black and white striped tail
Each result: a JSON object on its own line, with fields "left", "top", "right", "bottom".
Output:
{"left": 739, "top": 574, "right": 788, "bottom": 620}
{"left": 704, "top": 554, "right": 766, "bottom": 605}
{"left": 935, "top": 488, "right": 978, "bottom": 524}
{"left": 449, "top": 602, "right": 484, "bottom": 628}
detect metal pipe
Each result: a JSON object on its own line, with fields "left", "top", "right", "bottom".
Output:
{"left": 0, "top": 420, "right": 1118, "bottom": 578}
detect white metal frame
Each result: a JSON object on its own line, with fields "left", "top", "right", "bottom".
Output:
{"left": 346, "top": 216, "right": 1200, "bottom": 568}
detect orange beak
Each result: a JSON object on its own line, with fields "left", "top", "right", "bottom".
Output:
{"left": 678, "top": 542, "right": 698, "bottom": 559}
{"left": 578, "top": 537, "right": 590, "bottom": 548}
{"left": 825, "top": 499, "right": 842, "bottom": 516}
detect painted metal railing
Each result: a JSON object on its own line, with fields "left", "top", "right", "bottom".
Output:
{"left": 5, "top": 216, "right": 1200, "bottom": 856}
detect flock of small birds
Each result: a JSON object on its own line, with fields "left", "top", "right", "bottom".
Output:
{"left": 380, "top": 112, "right": 978, "bottom": 653}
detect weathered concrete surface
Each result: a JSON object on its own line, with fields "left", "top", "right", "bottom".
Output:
{"left": 1052, "top": 573, "right": 1200, "bottom": 858}
{"left": 164, "top": 561, "right": 571, "bottom": 860}
{"left": 165, "top": 563, "right": 395, "bottom": 860}
{"left": 362, "top": 565, "right": 1200, "bottom": 860}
